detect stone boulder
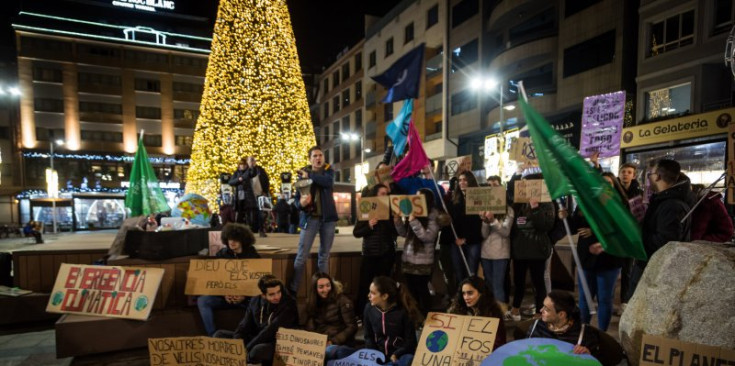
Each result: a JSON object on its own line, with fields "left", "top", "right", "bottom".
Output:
{"left": 619, "top": 241, "right": 735, "bottom": 365}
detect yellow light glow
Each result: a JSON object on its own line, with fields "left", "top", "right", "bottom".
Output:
{"left": 46, "top": 168, "right": 59, "bottom": 198}
{"left": 185, "top": 0, "right": 316, "bottom": 209}
{"left": 354, "top": 162, "right": 370, "bottom": 192}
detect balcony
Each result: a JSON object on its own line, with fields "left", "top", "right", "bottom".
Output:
{"left": 426, "top": 53, "right": 443, "bottom": 77}
{"left": 425, "top": 93, "right": 443, "bottom": 116}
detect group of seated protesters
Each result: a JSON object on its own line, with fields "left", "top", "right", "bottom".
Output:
{"left": 199, "top": 223, "right": 609, "bottom": 366}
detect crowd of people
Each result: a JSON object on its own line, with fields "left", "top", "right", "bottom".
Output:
{"left": 203, "top": 145, "right": 732, "bottom": 365}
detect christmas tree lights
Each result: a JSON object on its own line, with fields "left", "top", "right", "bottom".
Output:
{"left": 186, "top": 0, "right": 315, "bottom": 208}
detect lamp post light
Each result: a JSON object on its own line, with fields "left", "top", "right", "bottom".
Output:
{"left": 48, "top": 138, "right": 65, "bottom": 234}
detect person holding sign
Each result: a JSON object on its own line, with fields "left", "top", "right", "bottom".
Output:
{"left": 364, "top": 276, "right": 422, "bottom": 366}
{"left": 394, "top": 188, "right": 440, "bottom": 312}
{"left": 214, "top": 275, "right": 298, "bottom": 366}
{"left": 447, "top": 276, "right": 507, "bottom": 351}
{"left": 353, "top": 183, "right": 398, "bottom": 314}
{"left": 527, "top": 290, "right": 600, "bottom": 358}
{"left": 197, "top": 223, "right": 261, "bottom": 336}
{"left": 447, "top": 171, "right": 483, "bottom": 283}
{"left": 305, "top": 272, "right": 358, "bottom": 361}
{"left": 480, "top": 176, "right": 514, "bottom": 307}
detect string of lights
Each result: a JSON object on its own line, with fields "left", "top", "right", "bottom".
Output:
{"left": 23, "top": 152, "right": 191, "bottom": 165}
{"left": 16, "top": 187, "right": 185, "bottom": 199}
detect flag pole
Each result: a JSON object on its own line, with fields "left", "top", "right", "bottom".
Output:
{"left": 680, "top": 172, "right": 726, "bottom": 223}
{"left": 428, "top": 168, "right": 472, "bottom": 276}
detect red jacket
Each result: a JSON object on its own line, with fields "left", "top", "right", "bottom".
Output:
{"left": 691, "top": 192, "right": 734, "bottom": 242}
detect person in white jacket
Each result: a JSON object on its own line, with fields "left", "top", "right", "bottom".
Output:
{"left": 480, "top": 176, "right": 513, "bottom": 309}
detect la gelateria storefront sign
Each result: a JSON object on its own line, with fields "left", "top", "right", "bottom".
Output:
{"left": 621, "top": 108, "right": 735, "bottom": 148}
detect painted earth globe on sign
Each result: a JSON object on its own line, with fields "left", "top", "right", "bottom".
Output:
{"left": 426, "top": 330, "right": 449, "bottom": 353}
{"left": 481, "top": 338, "right": 602, "bottom": 366}
{"left": 171, "top": 193, "right": 211, "bottom": 227}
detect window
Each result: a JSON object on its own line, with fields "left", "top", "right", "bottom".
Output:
{"left": 342, "top": 116, "right": 351, "bottom": 132}
{"left": 134, "top": 78, "right": 161, "bottom": 92}
{"left": 333, "top": 96, "right": 340, "bottom": 113}
{"left": 172, "top": 56, "right": 206, "bottom": 68}
{"left": 332, "top": 71, "right": 339, "bottom": 88}
{"left": 565, "top": 0, "right": 601, "bottom": 18}
{"left": 175, "top": 135, "right": 193, "bottom": 146}
{"left": 172, "top": 82, "right": 203, "bottom": 94}
{"left": 355, "top": 53, "right": 362, "bottom": 71}
{"left": 333, "top": 121, "right": 340, "bottom": 137}
{"left": 649, "top": 10, "right": 694, "bottom": 57}
{"left": 385, "top": 38, "right": 394, "bottom": 57}
{"left": 509, "top": 8, "right": 556, "bottom": 46}
{"left": 563, "top": 30, "right": 615, "bottom": 77}
{"left": 136, "top": 106, "right": 162, "bottom": 119}
{"left": 644, "top": 83, "right": 691, "bottom": 121}
{"left": 384, "top": 105, "right": 394, "bottom": 121}
{"left": 126, "top": 50, "right": 168, "bottom": 64}
{"left": 34, "top": 98, "right": 64, "bottom": 113}
{"left": 355, "top": 81, "right": 362, "bottom": 100}
{"left": 325, "top": 149, "right": 330, "bottom": 164}
{"left": 79, "top": 72, "right": 121, "bottom": 86}
{"left": 78, "top": 44, "right": 119, "bottom": 58}
{"left": 355, "top": 110, "right": 362, "bottom": 130}
{"left": 323, "top": 102, "right": 330, "bottom": 118}
{"left": 333, "top": 143, "right": 341, "bottom": 162}
{"left": 323, "top": 78, "right": 329, "bottom": 94}
{"left": 427, "top": 4, "right": 439, "bottom": 29}
{"left": 405, "top": 23, "right": 415, "bottom": 44}
{"left": 342, "top": 89, "right": 350, "bottom": 107}
{"left": 174, "top": 109, "right": 200, "bottom": 120}
{"left": 452, "top": 0, "right": 478, "bottom": 29}
{"left": 79, "top": 101, "right": 122, "bottom": 114}
{"left": 342, "top": 63, "right": 350, "bottom": 82}
{"left": 452, "top": 39, "right": 478, "bottom": 71}
{"left": 451, "top": 89, "right": 477, "bottom": 115}
{"left": 33, "top": 67, "right": 62, "bottom": 82}
{"left": 81, "top": 131, "right": 123, "bottom": 142}
{"left": 323, "top": 125, "right": 330, "bottom": 144}
{"left": 509, "top": 63, "right": 554, "bottom": 96}
{"left": 369, "top": 51, "right": 377, "bottom": 68}
{"left": 143, "top": 134, "right": 162, "bottom": 147}
{"left": 342, "top": 168, "right": 351, "bottom": 183}
{"left": 714, "top": 0, "right": 734, "bottom": 34}
{"left": 343, "top": 144, "right": 350, "bottom": 161}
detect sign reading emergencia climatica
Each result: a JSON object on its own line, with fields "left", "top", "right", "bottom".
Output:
{"left": 621, "top": 108, "right": 735, "bottom": 148}
{"left": 111, "top": 0, "right": 175, "bottom": 12}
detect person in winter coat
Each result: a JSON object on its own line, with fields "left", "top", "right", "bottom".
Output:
{"left": 305, "top": 272, "right": 358, "bottom": 360}
{"left": 214, "top": 275, "right": 298, "bottom": 366}
{"left": 448, "top": 276, "right": 507, "bottom": 351}
{"left": 527, "top": 290, "right": 600, "bottom": 358}
{"left": 364, "top": 276, "right": 422, "bottom": 366}
{"left": 229, "top": 158, "right": 258, "bottom": 226}
{"left": 447, "top": 171, "right": 483, "bottom": 285}
{"left": 353, "top": 183, "right": 398, "bottom": 314}
{"left": 690, "top": 184, "right": 733, "bottom": 242}
{"left": 480, "top": 176, "right": 513, "bottom": 306}
{"left": 197, "top": 223, "right": 260, "bottom": 336}
{"left": 274, "top": 195, "right": 291, "bottom": 233}
{"left": 246, "top": 156, "right": 271, "bottom": 237}
{"left": 394, "top": 188, "right": 439, "bottom": 312}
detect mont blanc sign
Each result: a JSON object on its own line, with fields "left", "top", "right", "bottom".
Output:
{"left": 112, "top": 0, "right": 175, "bottom": 12}
{"left": 620, "top": 108, "right": 735, "bottom": 148}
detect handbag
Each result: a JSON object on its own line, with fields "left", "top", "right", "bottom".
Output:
{"left": 251, "top": 174, "right": 263, "bottom": 196}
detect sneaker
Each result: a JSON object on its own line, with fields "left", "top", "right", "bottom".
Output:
{"left": 504, "top": 310, "right": 521, "bottom": 322}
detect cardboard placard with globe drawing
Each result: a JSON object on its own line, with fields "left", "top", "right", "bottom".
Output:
{"left": 389, "top": 195, "right": 428, "bottom": 217}
{"left": 415, "top": 312, "right": 500, "bottom": 366}
{"left": 465, "top": 187, "right": 507, "bottom": 215}
{"left": 357, "top": 196, "right": 390, "bottom": 221}
{"left": 481, "top": 338, "right": 602, "bottom": 366}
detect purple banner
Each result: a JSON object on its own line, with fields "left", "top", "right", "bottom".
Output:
{"left": 580, "top": 91, "right": 626, "bottom": 158}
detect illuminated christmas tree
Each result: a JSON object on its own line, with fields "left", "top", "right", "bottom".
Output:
{"left": 186, "top": 0, "right": 315, "bottom": 206}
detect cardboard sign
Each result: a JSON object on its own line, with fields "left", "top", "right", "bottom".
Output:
{"left": 580, "top": 91, "right": 625, "bottom": 158}
{"left": 274, "top": 328, "right": 328, "bottom": 366}
{"left": 415, "top": 312, "right": 500, "bottom": 366}
{"left": 445, "top": 155, "right": 473, "bottom": 178}
{"left": 465, "top": 187, "right": 507, "bottom": 215}
{"left": 357, "top": 196, "right": 390, "bottom": 221}
{"left": 46, "top": 263, "right": 164, "bottom": 320}
{"left": 514, "top": 180, "right": 552, "bottom": 203}
{"left": 639, "top": 334, "right": 735, "bottom": 366}
{"left": 509, "top": 137, "right": 537, "bottom": 163}
{"left": 184, "top": 259, "right": 272, "bottom": 296}
{"left": 389, "top": 194, "right": 428, "bottom": 217}
{"left": 148, "top": 336, "right": 247, "bottom": 366}
{"left": 326, "top": 349, "right": 386, "bottom": 366}
{"left": 365, "top": 165, "right": 394, "bottom": 190}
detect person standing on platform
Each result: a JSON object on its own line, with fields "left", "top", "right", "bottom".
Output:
{"left": 246, "top": 156, "right": 270, "bottom": 238}
{"left": 290, "top": 146, "right": 337, "bottom": 293}
{"left": 229, "top": 158, "right": 257, "bottom": 227}
{"left": 274, "top": 194, "right": 291, "bottom": 233}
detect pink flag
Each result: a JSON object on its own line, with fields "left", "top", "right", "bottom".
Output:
{"left": 392, "top": 120, "right": 429, "bottom": 181}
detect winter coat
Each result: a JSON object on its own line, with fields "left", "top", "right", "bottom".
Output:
{"left": 511, "top": 202, "right": 555, "bottom": 260}
{"left": 640, "top": 177, "right": 692, "bottom": 265}
{"left": 215, "top": 245, "right": 260, "bottom": 259}
{"left": 294, "top": 165, "right": 338, "bottom": 223}
{"left": 233, "top": 293, "right": 299, "bottom": 350}
{"left": 363, "top": 304, "right": 417, "bottom": 359}
{"left": 274, "top": 199, "right": 291, "bottom": 227}
{"left": 396, "top": 209, "right": 439, "bottom": 275}
{"left": 481, "top": 206, "right": 514, "bottom": 260}
{"left": 248, "top": 165, "right": 270, "bottom": 197}
{"left": 620, "top": 179, "right": 644, "bottom": 199}
{"left": 570, "top": 208, "right": 624, "bottom": 270}
{"left": 229, "top": 168, "right": 257, "bottom": 210}
{"left": 305, "top": 293, "right": 358, "bottom": 346}
{"left": 527, "top": 319, "right": 600, "bottom": 360}
{"left": 353, "top": 217, "right": 398, "bottom": 257}
{"left": 691, "top": 192, "right": 733, "bottom": 242}
{"left": 448, "top": 192, "right": 484, "bottom": 245}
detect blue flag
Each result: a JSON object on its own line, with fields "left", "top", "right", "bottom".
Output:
{"left": 385, "top": 99, "right": 413, "bottom": 157}
{"left": 371, "top": 43, "right": 425, "bottom": 103}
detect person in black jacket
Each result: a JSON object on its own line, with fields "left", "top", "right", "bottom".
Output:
{"left": 229, "top": 158, "right": 258, "bottom": 226}
{"left": 214, "top": 275, "right": 298, "bottom": 366}
{"left": 527, "top": 290, "right": 600, "bottom": 358}
{"left": 274, "top": 195, "right": 291, "bottom": 233}
{"left": 305, "top": 272, "right": 358, "bottom": 360}
{"left": 447, "top": 171, "right": 483, "bottom": 285}
{"left": 197, "top": 223, "right": 260, "bottom": 336}
{"left": 353, "top": 184, "right": 398, "bottom": 314}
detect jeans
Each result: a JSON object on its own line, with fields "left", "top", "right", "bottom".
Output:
{"left": 451, "top": 242, "right": 481, "bottom": 285}
{"left": 196, "top": 295, "right": 248, "bottom": 336}
{"left": 578, "top": 267, "right": 620, "bottom": 331}
{"left": 357, "top": 251, "right": 395, "bottom": 315}
{"left": 512, "top": 259, "right": 547, "bottom": 312}
{"left": 404, "top": 273, "right": 432, "bottom": 313}
{"left": 326, "top": 345, "right": 357, "bottom": 360}
{"left": 481, "top": 259, "right": 510, "bottom": 303}
{"left": 290, "top": 217, "right": 336, "bottom": 292}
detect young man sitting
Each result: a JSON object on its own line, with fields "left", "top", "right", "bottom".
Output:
{"left": 214, "top": 275, "right": 298, "bottom": 366}
{"left": 527, "top": 290, "right": 600, "bottom": 357}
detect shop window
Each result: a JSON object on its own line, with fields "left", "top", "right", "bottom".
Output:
{"left": 342, "top": 63, "right": 350, "bottom": 82}
{"left": 451, "top": 89, "right": 477, "bottom": 116}
{"left": 427, "top": 4, "right": 439, "bottom": 29}
{"left": 369, "top": 51, "right": 376, "bottom": 68}
{"left": 563, "top": 30, "right": 615, "bottom": 77}
{"left": 648, "top": 10, "right": 694, "bottom": 57}
{"left": 452, "top": 0, "right": 478, "bottom": 29}
{"left": 625, "top": 141, "right": 725, "bottom": 186}
{"left": 136, "top": 106, "right": 162, "bottom": 119}
{"left": 355, "top": 53, "right": 362, "bottom": 71}
{"left": 713, "top": 0, "right": 734, "bottom": 35}
{"left": 644, "top": 83, "right": 691, "bottom": 121}
{"left": 451, "top": 39, "right": 478, "bottom": 71}
{"left": 385, "top": 38, "right": 394, "bottom": 57}
{"left": 405, "top": 23, "right": 415, "bottom": 44}
{"left": 565, "top": 0, "right": 600, "bottom": 18}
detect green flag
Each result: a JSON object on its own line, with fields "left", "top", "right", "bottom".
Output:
{"left": 125, "top": 137, "right": 170, "bottom": 217}
{"left": 519, "top": 97, "right": 647, "bottom": 261}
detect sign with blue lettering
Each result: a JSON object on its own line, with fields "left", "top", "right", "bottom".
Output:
{"left": 326, "top": 349, "right": 386, "bottom": 366}
{"left": 580, "top": 91, "right": 625, "bottom": 158}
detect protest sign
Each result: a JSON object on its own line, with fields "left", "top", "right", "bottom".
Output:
{"left": 376, "top": 165, "right": 393, "bottom": 185}
{"left": 465, "top": 187, "right": 507, "bottom": 215}
{"left": 481, "top": 338, "right": 601, "bottom": 365}
{"left": 389, "top": 194, "right": 428, "bottom": 217}
{"left": 415, "top": 312, "right": 500, "bottom": 366}
{"left": 639, "top": 334, "right": 735, "bottom": 366}
{"left": 509, "top": 137, "right": 537, "bottom": 163}
{"left": 580, "top": 91, "right": 625, "bottom": 158}
{"left": 46, "top": 263, "right": 163, "bottom": 320}
{"left": 513, "top": 180, "right": 551, "bottom": 203}
{"left": 185, "top": 259, "right": 272, "bottom": 296}
{"left": 445, "top": 155, "right": 472, "bottom": 178}
{"left": 148, "top": 336, "right": 247, "bottom": 366}
{"left": 274, "top": 328, "right": 328, "bottom": 366}
{"left": 327, "top": 349, "right": 386, "bottom": 366}
{"left": 357, "top": 196, "right": 390, "bottom": 221}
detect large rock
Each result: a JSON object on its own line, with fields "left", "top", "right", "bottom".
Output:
{"left": 619, "top": 242, "right": 735, "bottom": 365}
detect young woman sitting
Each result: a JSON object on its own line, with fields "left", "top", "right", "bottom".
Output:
{"left": 304, "top": 272, "right": 358, "bottom": 361}
{"left": 447, "top": 276, "right": 507, "bottom": 350}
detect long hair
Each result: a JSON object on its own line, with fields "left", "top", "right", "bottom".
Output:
{"left": 371, "top": 276, "right": 423, "bottom": 327}
{"left": 305, "top": 272, "right": 337, "bottom": 318}
{"left": 452, "top": 171, "right": 479, "bottom": 205}
{"left": 448, "top": 276, "right": 503, "bottom": 318}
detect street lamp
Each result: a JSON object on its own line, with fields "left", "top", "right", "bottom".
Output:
{"left": 48, "top": 138, "right": 65, "bottom": 234}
